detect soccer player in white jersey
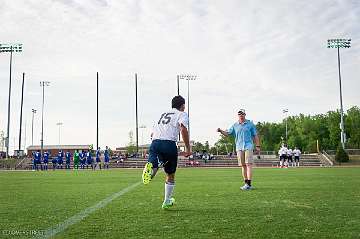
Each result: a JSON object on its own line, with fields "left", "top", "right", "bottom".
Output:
{"left": 287, "top": 148, "right": 294, "bottom": 167}
{"left": 293, "top": 147, "right": 301, "bottom": 167}
{"left": 142, "top": 95, "right": 191, "bottom": 209}
{"left": 279, "top": 145, "right": 287, "bottom": 168}
{"left": 278, "top": 147, "right": 283, "bottom": 167}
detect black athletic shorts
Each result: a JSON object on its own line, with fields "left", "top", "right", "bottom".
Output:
{"left": 294, "top": 156, "right": 300, "bottom": 162}
{"left": 148, "top": 139, "right": 178, "bottom": 174}
{"left": 287, "top": 156, "right": 293, "bottom": 162}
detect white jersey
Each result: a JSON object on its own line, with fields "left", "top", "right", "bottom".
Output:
{"left": 287, "top": 149, "right": 293, "bottom": 156}
{"left": 293, "top": 149, "right": 301, "bottom": 157}
{"left": 279, "top": 146, "right": 287, "bottom": 155}
{"left": 151, "top": 108, "right": 189, "bottom": 142}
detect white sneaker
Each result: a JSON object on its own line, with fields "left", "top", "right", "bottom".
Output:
{"left": 240, "top": 184, "right": 251, "bottom": 190}
{"left": 162, "top": 198, "right": 175, "bottom": 209}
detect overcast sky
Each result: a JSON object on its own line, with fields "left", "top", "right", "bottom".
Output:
{"left": 0, "top": 0, "right": 359, "bottom": 153}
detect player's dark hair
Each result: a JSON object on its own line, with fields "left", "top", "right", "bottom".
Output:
{"left": 172, "top": 95, "right": 185, "bottom": 110}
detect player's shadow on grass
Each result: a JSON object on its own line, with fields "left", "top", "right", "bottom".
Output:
{"left": 161, "top": 208, "right": 194, "bottom": 213}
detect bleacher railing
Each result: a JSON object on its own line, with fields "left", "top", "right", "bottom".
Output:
{"left": 320, "top": 151, "right": 334, "bottom": 166}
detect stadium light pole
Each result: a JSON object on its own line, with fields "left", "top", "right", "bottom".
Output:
{"left": 327, "top": 38, "right": 351, "bottom": 149}
{"left": 97, "top": 72, "right": 99, "bottom": 150}
{"left": 179, "top": 74, "right": 197, "bottom": 139}
{"left": 0, "top": 43, "right": 23, "bottom": 158}
{"left": 176, "top": 75, "right": 180, "bottom": 140}
{"left": 31, "top": 109, "right": 37, "bottom": 146}
{"left": 135, "top": 73, "right": 139, "bottom": 154}
{"left": 18, "top": 73, "right": 25, "bottom": 154}
{"left": 177, "top": 75, "right": 180, "bottom": 96}
{"left": 139, "top": 125, "right": 146, "bottom": 156}
{"left": 24, "top": 121, "right": 27, "bottom": 150}
{"left": 0, "top": 131, "right": 5, "bottom": 153}
{"left": 40, "top": 81, "right": 50, "bottom": 159}
{"left": 56, "top": 122, "right": 63, "bottom": 145}
{"left": 282, "top": 109, "right": 288, "bottom": 143}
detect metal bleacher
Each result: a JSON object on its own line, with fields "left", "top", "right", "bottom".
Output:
{"left": 14, "top": 153, "right": 325, "bottom": 170}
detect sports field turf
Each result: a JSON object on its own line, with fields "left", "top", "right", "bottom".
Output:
{"left": 1, "top": 167, "right": 359, "bottom": 239}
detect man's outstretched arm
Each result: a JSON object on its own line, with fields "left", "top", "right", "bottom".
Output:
{"left": 217, "top": 128, "right": 229, "bottom": 137}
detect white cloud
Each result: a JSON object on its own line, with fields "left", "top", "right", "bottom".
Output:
{"left": 0, "top": 0, "right": 359, "bottom": 154}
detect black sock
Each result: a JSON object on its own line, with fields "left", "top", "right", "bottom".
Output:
{"left": 247, "top": 180, "right": 252, "bottom": 186}
{"left": 245, "top": 179, "right": 248, "bottom": 185}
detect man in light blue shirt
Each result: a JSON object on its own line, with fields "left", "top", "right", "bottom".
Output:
{"left": 217, "top": 109, "right": 260, "bottom": 190}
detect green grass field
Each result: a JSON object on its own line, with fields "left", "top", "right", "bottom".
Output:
{"left": 1, "top": 168, "right": 360, "bottom": 239}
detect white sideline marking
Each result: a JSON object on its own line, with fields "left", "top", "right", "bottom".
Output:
{"left": 38, "top": 181, "right": 141, "bottom": 239}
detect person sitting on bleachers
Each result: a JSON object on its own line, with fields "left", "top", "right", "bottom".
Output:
{"left": 202, "top": 152, "right": 209, "bottom": 163}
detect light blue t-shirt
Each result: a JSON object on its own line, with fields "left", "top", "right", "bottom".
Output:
{"left": 227, "top": 120, "right": 257, "bottom": 151}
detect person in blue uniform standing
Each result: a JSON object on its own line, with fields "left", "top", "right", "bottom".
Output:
{"left": 86, "top": 150, "right": 94, "bottom": 170}
{"left": 43, "top": 151, "right": 50, "bottom": 171}
{"left": 79, "top": 150, "right": 85, "bottom": 169}
{"left": 34, "top": 150, "right": 41, "bottom": 171}
{"left": 104, "top": 146, "right": 110, "bottom": 169}
{"left": 65, "top": 151, "right": 71, "bottom": 170}
{"left": 57, "top": 150, "right": 64, "bottom": 169}
{"left": 95, "top": 147, "right": 102, "bottom": 170}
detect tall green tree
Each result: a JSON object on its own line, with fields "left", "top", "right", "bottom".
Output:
{"left": 345, "top": 106, "right": 360, "bottom": 148}
{"left": 214, "top": 135, "right": 235, "bottom": 155}
{"left": 213, "top": 106, "right": 359, "bottom": 153}
{"left": 192, "top": 142, "right": 204, "bottom": 152}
